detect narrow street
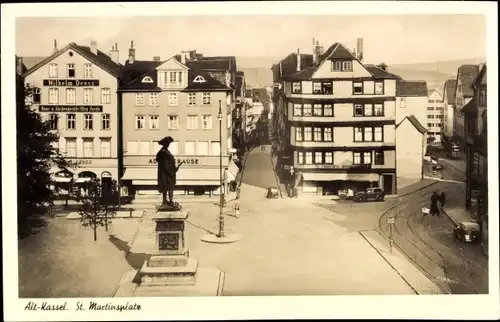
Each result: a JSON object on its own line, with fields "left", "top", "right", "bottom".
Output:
{"left": 240, "top": 145, "right": 281, "bottom": 190}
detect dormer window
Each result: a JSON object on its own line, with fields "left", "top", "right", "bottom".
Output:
{"left": 331, "top": 60, "right": 353, "bottom": 72}
{"left": 193, "top": 75, "right": 206, "bottom": 83}
{"left": 142, "top": 76, "right": 154, "bottom": 83}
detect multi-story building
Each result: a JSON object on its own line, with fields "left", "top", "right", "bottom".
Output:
{"left": 453, "top": 64, "right": 479, "bottom": 149}
{"left": 442, "top": 79, "right": 457, "bottom": 137}
{"left": 118, "top": 42, "right": 237, "bottom": 197}
{"left": 395, "top": 80, "right": 428, "bottom": 125}
{"left": 271, "top": 39, "right": 402, "bottom": 196}
{"left": 463, "top": 63, "right": 488, "bottom": 247}
{"left": 233, "top": 71, "right": 246, "bottom": 155}
{"left": 22, "top": 40, "right": 122, "bottom": 195}
{"left": 244, "top": 88, "right": 270, "bottom": 144}
{"left": 426, "top": 89, "right": 445, "bottom": 143}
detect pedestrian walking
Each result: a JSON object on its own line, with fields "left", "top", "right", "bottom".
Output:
{"left": 430, "top": 191, "right": 440, "bottom": 216}
{"left": 439, "top": 191, "right": 446, "bottom": 208}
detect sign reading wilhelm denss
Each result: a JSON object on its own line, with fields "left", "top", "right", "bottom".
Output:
{"left": 39, "top": 105, "right": 103, "bottom": 112}
{"left": 43, "top": 79, "right": 100, "bottom": 86}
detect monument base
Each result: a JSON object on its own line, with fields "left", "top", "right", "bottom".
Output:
{"left": 138, "top": 256, "right": 198, "bottom": 286}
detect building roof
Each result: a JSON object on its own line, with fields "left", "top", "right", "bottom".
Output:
{"left": 182, "top": 70, "right": 231, "bottom": 92}
{"left": 456, "top": 64, "right": 480, "bottom": 97}
{"left": 396, "top": 80, "right": 428, "bottom": 97}
{"left": 443, "top": 79, "right": 457, "bottom": 102}
{"left": 461, "top": 97, "right": 477, "bottom": 115}
{"left": 23, "top": 42, "right": 123, "bottom": 78}
{"left": 397, "top": 115, "right": 428, "bottom": 134}
{"left": 119, "top": 60, "right": 164, "bottom": 90}
{"left": 364, "top": 65, "right": 402, "bottom": 80}
{"left": 473, "top": 63, "right": 487, "bottom": 87}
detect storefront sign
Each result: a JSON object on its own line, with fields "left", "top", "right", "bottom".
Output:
{"left": 43, "top": 79, "right": 100, "bottom": 87}
{"left": 68, "top": 159, "right": 92, "bottom": 165}
{"left": 148, "top": 158, "right": 199, "bottom": 165}
{"left": 39, "top": 105, "right": 103, "bottom": 112}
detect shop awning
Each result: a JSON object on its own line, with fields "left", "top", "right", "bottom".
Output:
{"left": 227, "top": 160, "right": 239, "bottom": 182}
{"left": 301, "top": 172, "right": 379, "bottom": 182}
{"left": 74, "top": 177, "right": 92, "bottom": 184}
{"left": 123, "top": 168, "right": 221, "bottom": 185}
{"left": 51, "top": 177, "right": 71, "bottom": 183}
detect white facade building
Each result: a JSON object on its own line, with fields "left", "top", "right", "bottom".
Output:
{"left": 426, "top": 89, "right": 445, "bottom": 143}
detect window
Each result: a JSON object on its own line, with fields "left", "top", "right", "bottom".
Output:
{"left": 33, "top": 87, "right": 41, "bottom": 104}
{"left": 314, "top": 127, "right": 322, "bottom": 141}
{"left": 100, "top": 138, "right": 111, "bottom": 158}
{"left": 67, "top": 114, "right": 76, "bottom": 130}
{"left": 294, "top": 104, "right": 302, "bottom": 116}
{"left": 168, "top": 92, "right": 178, "bottom": 106}
{"left": 193, "top": 75, "right": 205, "bottom": 83}
{"left": 296, "top": 127, "right": 303, "bottom": 141}
{"left": 375, "top": 81, "right": 384, "bottom": 94}
{"left": 169, "top": 141, "right": 179, "bottom": 155}
{"left": 188, "top": 93, "right": 196, "bottom": 106}
{"left": 374, "top": 151, "right": 384, "bottom": 165}
{"left": 304, "top": 127, "right": 312, "bottom": 141}
{"left": 303, "top": 104, "right": 312, "bottom": 116}
{"left": 436, "top": 107, "right": 444, "bottom": 111}
{"left": 149, "top": 93, "right": 159, "bottom": 106}
{"left": 354, "top": 152, "right": 372, "bottom": 165}
{"left": 84, "top": 63, "right": 92, "bottom": 78}
{"left": 83, "top": 114, "right": 93, "bottom": 130}
{"left": 210, "top": 141, "right": 220, "bottom": 156}
{"left": 324, "top": 152, "right": 333, "bottom": 164}
{"left": 49, "top": 88, "right": 58, "bottom": 104}
{"left": 332, "top": 61, "right": 342, "bottom": 71}
{"left": 139, "top": 141, "right": 150, "bottom": 155}
{"left": 313, "top": 104, "right": 322, "bottom": 116}
{"left": 364, "top": 104, "right": 373, "bottom": 116}
{"left": 324, "top": 104, "right": 333, "bottom": 116}
{"left": 149, "top": 115, "right": 159, "bottom": 130}
{"left": 168, "top": 115, "right": 179, "bottom": 129}
{"left": 49, "top": 63, "right": 58, "bottom": 78}
{"left": 202, "top": 93, "right": 211, "bottom": 105}
{"left": 168, "top": 72, "right": 177, "bottom": 84}
{"left": 364, "top": 127, "right": 373, "bottom": 141}
{"left": 427, "top": 123, "right": 433, "bottom": 127}
{"left": 187, "top": 115, "right": 198, "bottom": 130}
{"left": 428, "top": 99, "right": 435, "bottom": 103}
{"left": 49, "top": 114, "right": 58, "bottom": 130}
{"left": 196, "top": 141, "right": 209, "bottom": 155}
{"left": 479, "top": 89, "right": 486, "bottom": 106}
{"left": 354, "top": 126, "right": 383, "bottom": 142}
{"left": 400, "top": 97, "right": 406, "bottom": 108}
{"left": 374, "top": 104, "right": 384, "bottom": 116}
{"left": 343, "top": 61, "right": 353, "bottom": 72}
{"left": 313, "top": 82, "right": 322, "bottom": 94}
{"left": 185, "top": 141, "right": 196, "bottom": 155}
{"left": 322, "top": 81, "right": 333, "bottom": 94}
{"left": 83, "top": 88, "right": 93, "bottom": 104}
{"left": 66, "top": 138, "right": 77, "bottom": 157}
{"left": 353, "top": 82, "right": 363, "bottom": 94}
{"left": 374, "top": 127, "right": 383, "bottom": 141}
{"left": 67, "top": 64, "right": 75, "bottom": 78}
{"left": 331, "top": 60, "right": 352, "bottom": 72}
{"left": 354, "top": 127, "right": 364, "bottom": 142}
{"left": 202, "top": 115, "right": 212, "bottom": 129}
{"left": 101, "top": 88, "right": 111, "bottom": 104}
{"left": 427, "top": 115, "right": 435, "bottom": 119}
{"left": 305, "top": 152, "right": 313, "bottom": 164}
{"left": 135, "top": 93, "right": 145, "bottom": 106}
{"left": 135, "top": 115, "right": 145, "bottom": 130}
{"left": 142, "top": 76, "right": 154, "bottom": 83}
{"left": 314, "top": 152, "right": 323, "bottom": 164}
{"left": 324, "top": 128, "right": 333, "bottom": 141}
{"left": 354, "top": 104, "right": 364, "bottom": 116}
{"left": 83, "top": 139, "right": 94, "bottom": 157}
{"left": 436, "top": 115, "right": 444, "bottom": 119}
{"left": 427, "top": 106, "right": 435, "bottom": 111}
{"left": 101, "top": 113, "right": 110, "bottom": 130}
{"left": 292, "top": 82, "right": 301, "bottom": 94}
{"left": 66, "top": 88, "right": 76, "bottom": 104}
{"left": 126, "top": 141, "right": 138, "bottom": 155}
{"left": 298, "top": 152, "right": 304, "bottom": 164}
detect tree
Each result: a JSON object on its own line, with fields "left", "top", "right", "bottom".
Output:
{"left": 77, "top": 177, "right": 118, "bottom": 241}
{"left": 17, "top": 77, "right": 72, "bottom": 237}
{"left": 377, "top": 62, "right": 388, "bottom": 71}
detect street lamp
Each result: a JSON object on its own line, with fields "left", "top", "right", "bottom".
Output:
{"left": 200, "top": 100, "right": 240, "bottom": 244}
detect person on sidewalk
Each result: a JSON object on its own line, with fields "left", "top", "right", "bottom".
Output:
{"left": 439, "top": 191, "right": 446, "bottom": 208}
{"left": 430, "top": 191, "right": 440, "bottom": 216}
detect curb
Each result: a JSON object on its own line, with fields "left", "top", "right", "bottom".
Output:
{"left": 397, "top": 180, "right": 439, "bottom": 198}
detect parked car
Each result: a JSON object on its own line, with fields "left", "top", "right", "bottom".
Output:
{"left": 353, "top": 187, "right": 385, "bottom": 202}
{"left": 454, "top": 221, "right": 481, "bottom": 243}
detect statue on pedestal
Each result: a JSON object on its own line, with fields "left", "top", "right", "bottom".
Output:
{"left": 156, "top": 136, "right": 184, "bottom": 212}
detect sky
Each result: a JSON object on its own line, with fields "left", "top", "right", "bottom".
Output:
{"left": 16, "top": 14, "right": 486, "bottom": 66}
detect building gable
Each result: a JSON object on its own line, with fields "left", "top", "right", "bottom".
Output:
{"left": 311, "top": 43, "right": 372, "bottom": 79}
{"left": 156, "top": 57, "right": 189, "bottom": 71}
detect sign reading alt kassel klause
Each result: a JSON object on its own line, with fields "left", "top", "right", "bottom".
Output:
{"left": 43, "top": 79, "right": 100, "bottom": 86}
{"left": 39, "top": 105, "right": 103, "bottom": 112}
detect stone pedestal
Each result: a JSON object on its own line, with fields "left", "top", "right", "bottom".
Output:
{"left": 137, "top": 211, "right": 198, "bottom": 286}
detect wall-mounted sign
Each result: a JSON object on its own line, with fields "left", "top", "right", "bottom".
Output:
{"left": 148, "top": 158, "right": 199, "bottom": 165}
{"left": 39, "top": 105, "right": 103, "bottom": 112}
{"left": 68, "top": 159, "right": 92, "bottom": 165}
{"left": 43, "top": 79, "right": 100, "bottom": 87}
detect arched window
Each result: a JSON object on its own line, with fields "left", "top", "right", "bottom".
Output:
{"left": 193, "top": 75, "right": 206, "bottom": 83}
{"left": 142, "top": 76, "right": 154, "bottom": 83}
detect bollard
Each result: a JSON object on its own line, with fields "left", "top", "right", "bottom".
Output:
{"left": 130, "top": 208, "right": 132, "bottom": 218}
{"left": 234, "top": 204, "right": 240, "bottom": 218}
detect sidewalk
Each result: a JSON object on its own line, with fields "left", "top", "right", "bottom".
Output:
{"left": 396, "top": 178, "right": 438, "bottom": 197}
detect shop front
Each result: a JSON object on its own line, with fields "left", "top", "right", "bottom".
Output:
{"left": 299, "top": 172, "right": 381, "bottom": 195}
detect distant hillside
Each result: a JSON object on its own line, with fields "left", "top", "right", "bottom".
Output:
{"left": 387, "top": 68, "right": 454, "bottom": 92}
{"left": 240, "top": 67, "right": 273, "bottom": 89}
{"left": 388, "top": 57, "right": 486, "bottom": 76}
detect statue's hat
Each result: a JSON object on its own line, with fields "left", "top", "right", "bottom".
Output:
{"left": 159, "top": 136, "right": 174, "bottom": 146}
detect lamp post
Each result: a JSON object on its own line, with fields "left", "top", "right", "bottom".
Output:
{"left": 200, "top": 99, "right": 240, "bottom": 244}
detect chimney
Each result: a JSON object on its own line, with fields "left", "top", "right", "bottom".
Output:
{"left": 128, "top": 40, "right": 135, "bottom": 64}
{"left": 296, "top": 48, "right": 301, "bottom": 72}
{"left": 110, "top": 43, "right": 119, "bottom": 64}
{"left": 180, "top": 52, "right": 186, "bottom": 64}
{"left": 356, "top": 38, "right": 364, "bottom": 62}
{"left": 53, "top": 39, "right": 58, "bottom": 54}
{"left": 153, "top": 56, "right": 161, "bottom": 62}
{"left": 16, "top": 56, "right": 24, "bottom": 75}
{"left": 90, "top": 41, "right": 98, "bottom": 55}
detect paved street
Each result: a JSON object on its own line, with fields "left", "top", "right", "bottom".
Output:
{"left": 240, "top": 145, "right": 281, "bottom": 190}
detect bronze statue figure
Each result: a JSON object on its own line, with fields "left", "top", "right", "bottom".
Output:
{"left": 156, "top": 136, "right": 185, "bottom": 211}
